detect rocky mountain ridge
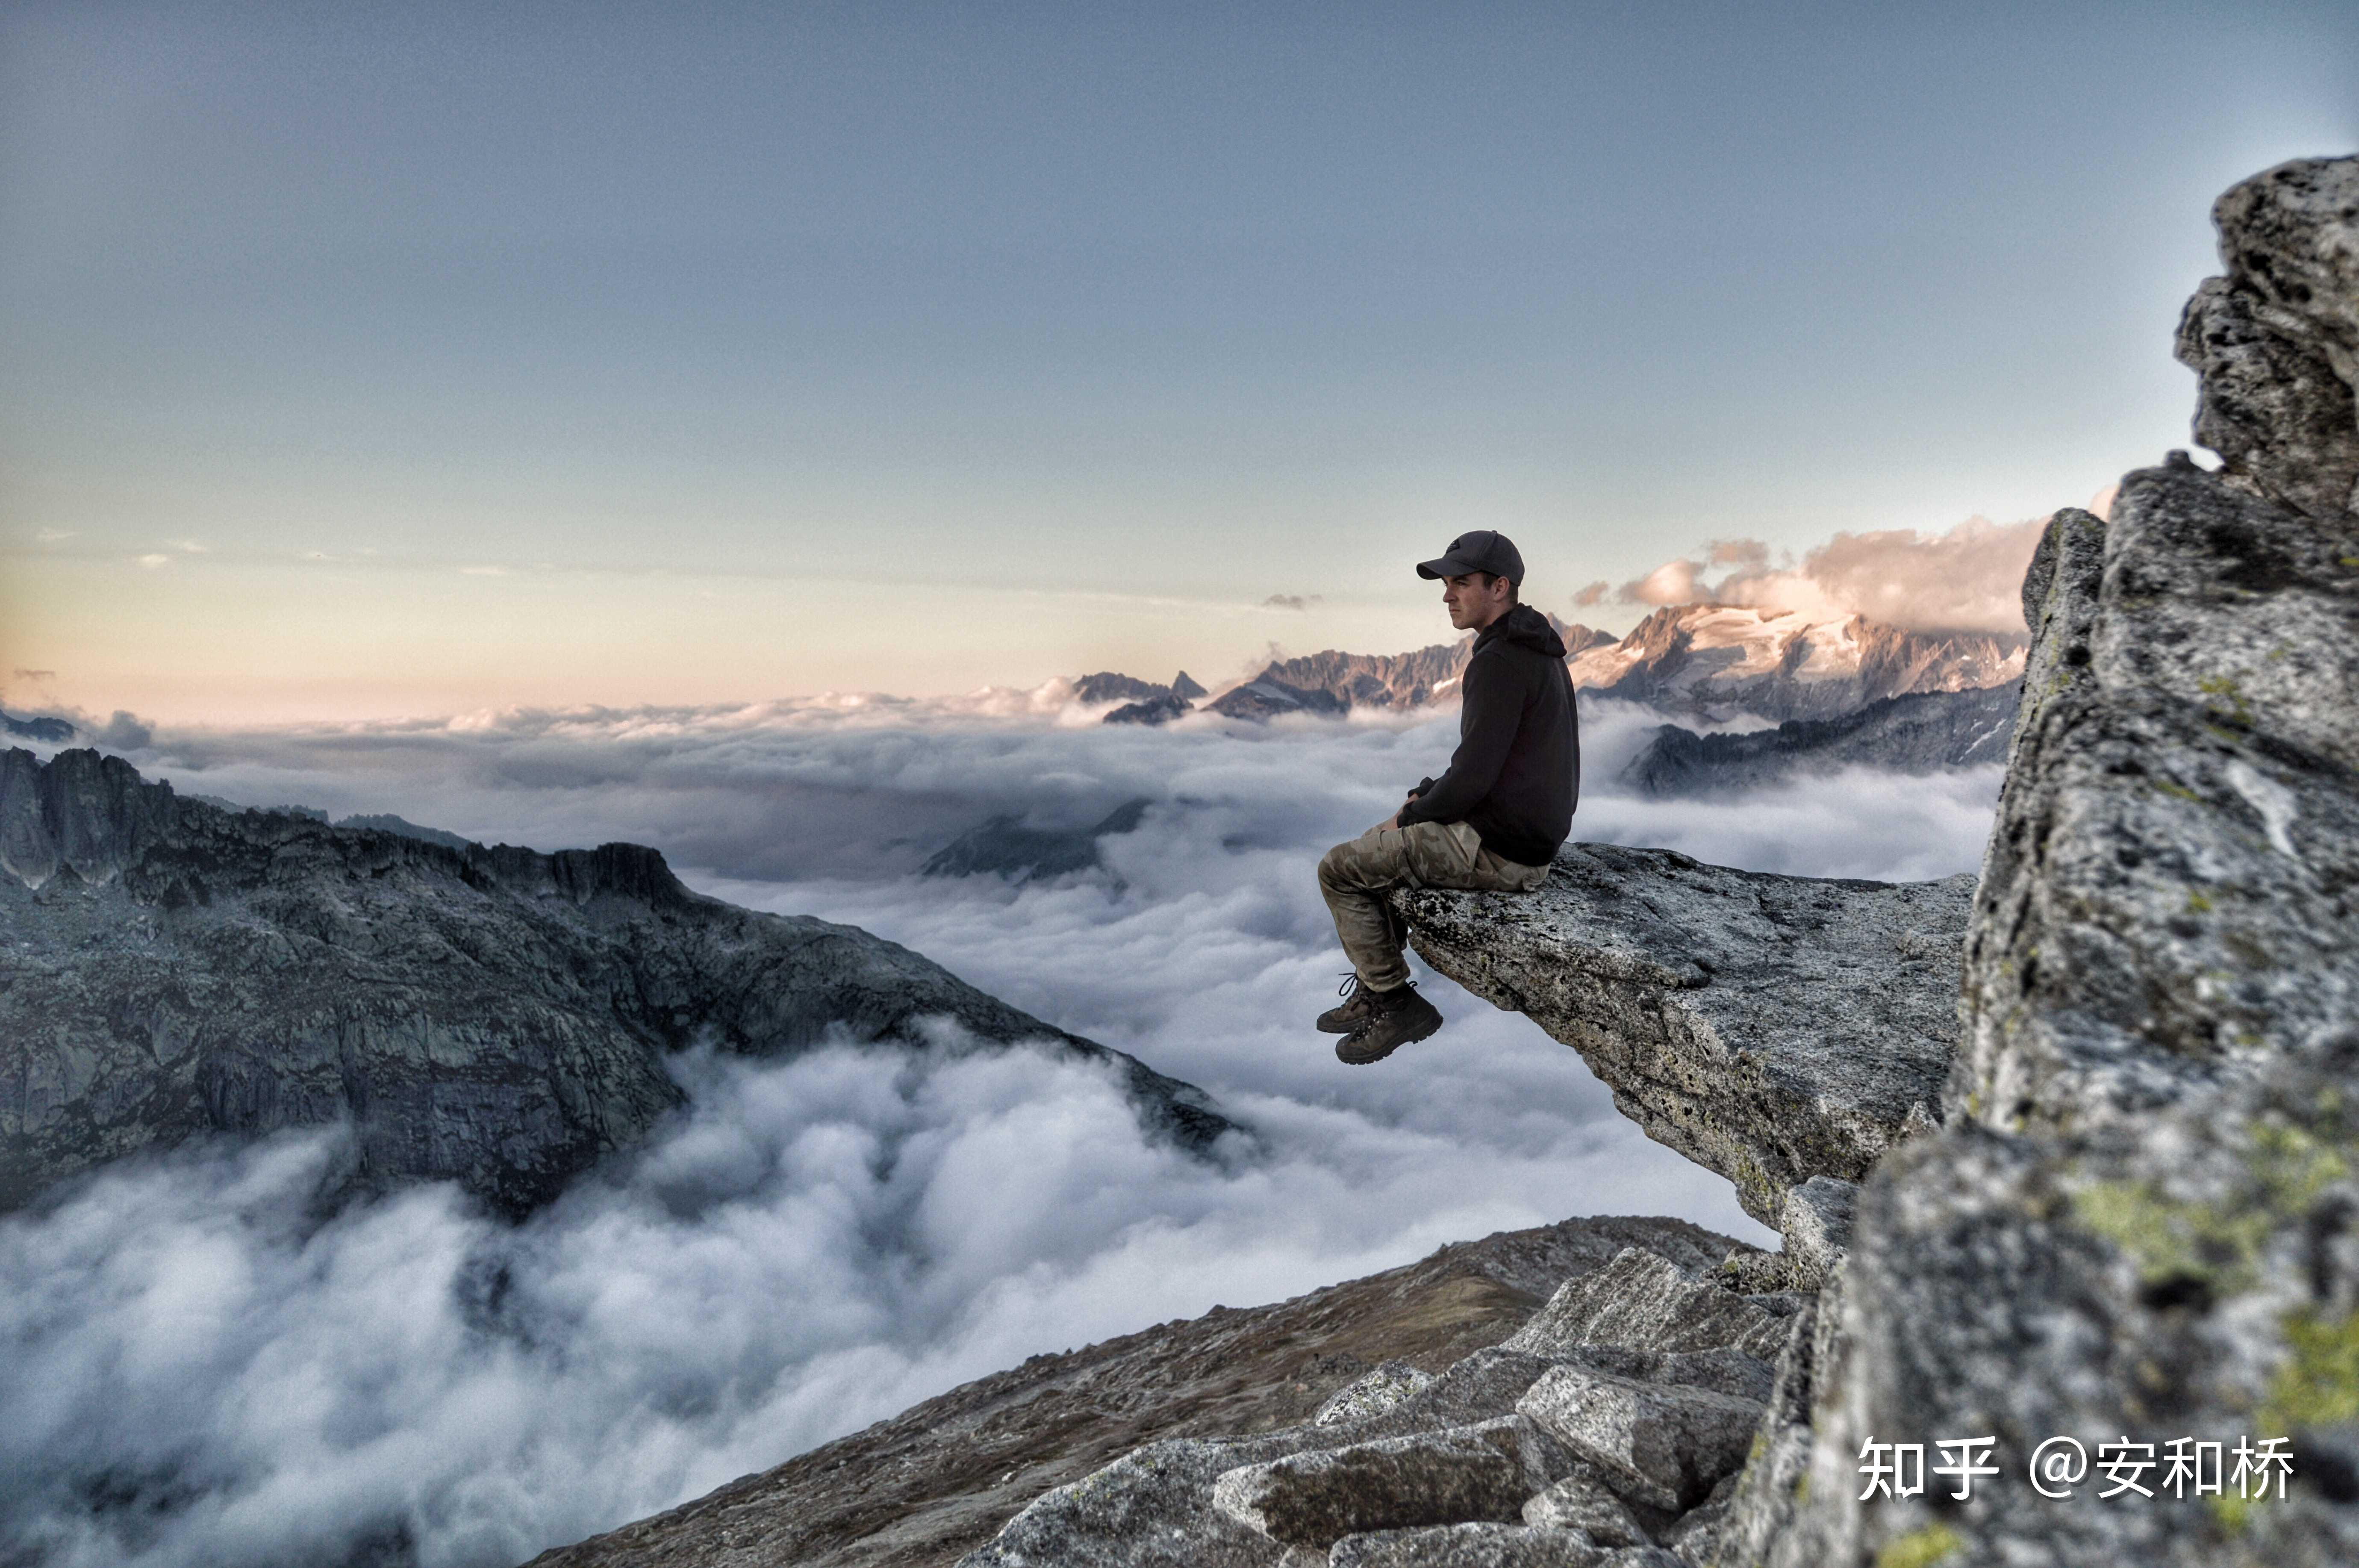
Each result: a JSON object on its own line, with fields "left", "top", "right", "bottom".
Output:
{"left": 521, "top": 1215, "right": 1753, "bottom": 1568}
{"left": 1568, "top": 607, "right": 2023, "bottom": 725}
{"left": 0, "top": 711, "right": 74, "bottom": 743}
{"left": 0, "top": 748, "right": 1231, "bottom": 1215}
{"left": 1620, "top": 683, "right": 2019, "bottom": 797}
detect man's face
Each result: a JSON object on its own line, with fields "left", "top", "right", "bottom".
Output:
{"left": 1441, "top": 572, "right": 1512, "bottom": 631}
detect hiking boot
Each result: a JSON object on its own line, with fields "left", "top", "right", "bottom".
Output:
{"left": 1316, "top": 973, "right": 1390, "bottom": 1034}
{"left": 1335, "top": 984, "right": 1443, "bottom": 1065}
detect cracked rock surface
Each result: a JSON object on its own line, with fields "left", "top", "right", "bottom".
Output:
{"left": 524, "top": 1216, "right": 1746, "bottom": 1568}
{"left": 1389, "top": 846, "right": 1969, "bottom": 1226}
{"left": 0, "top": 748, "right": 1229, "bottom": 1215}
{"left": 957, "top": 1244, "right": 1797, "bottom": 1568}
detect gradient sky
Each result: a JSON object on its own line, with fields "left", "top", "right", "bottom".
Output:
{"left": 4, "top": 1, "right": 2355, "bottom": 721}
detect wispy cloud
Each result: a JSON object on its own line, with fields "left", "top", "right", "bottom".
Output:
{"left": 34, "top": 528, "right": 74, "bottom": 544}
{"left": 135, "top": 553, "right": 171, "bottom": 569}
{"left": 1261, "top": 593, "right": 1324, "bottom": 612}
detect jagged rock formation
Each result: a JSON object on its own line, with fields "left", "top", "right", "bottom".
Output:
{"left": 1251, "top": 641, "right": 1475, "bottom": 710}
{"left": 1207, "top": 674, "right": 1354, "bottom": 721}
{"left": 1738, "top": 154, "right": 2359, "bottom": 1566}
{"left": 1570, "top": 606, "right": 2026, "bottom": 725}
{"left": 0, "top": 749, "right": 1228, "bottom": 1215}
{"left": 956, "top": 1241, "right": 1803, "bottom": 1568}
{"left": 1081, "top": 672, "right": 1208, "bottom": 724}
{"left": 335, "top": 811, "right": 477, "bottom": 850}
{"left": 2177, "top": 160, "right": 2359, "bottom": 522}
{"left": 921, "top": 800, "right": 1152, "bottom": 881}
{"left": 1620, "top": 684, "right": 2018, "bottom": 797}
{"left": 1106, "top": 693, "right": 1195, "bottom": 725}
{"left": 1390, "top": 845, "right": 1969, "bottom": 1227}
{"left": 519, "top": 1215, "right": 1750, "bottom": 1568}
{"left": 1076, "top": 672, "right": 1206, "bottom": 707}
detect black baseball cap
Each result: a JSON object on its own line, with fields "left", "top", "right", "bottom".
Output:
{"left": 1416, "top": 530, "right": 1524, "bottom": 586}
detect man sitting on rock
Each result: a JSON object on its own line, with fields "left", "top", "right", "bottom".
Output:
{"left": 1316, "top": 530, "right": 1579, "bottom": 1064}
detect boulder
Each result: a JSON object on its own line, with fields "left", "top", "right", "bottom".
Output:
{"left": 1517, "top": 1365, "right": 1766, "bottom": 1512}
{"left": 1520, "top": 1474, "right": 1655, "bottom": 1547}
{"left": 538, "top": 1216, "right": 1744, "bottom": 1568}
{"left": 1369, "top": 1349, "right": 1573, "bottom": 1432}
{"left": 1210, "top": 1422, "right": 1531, "bottom": 1548}
{"left": 966, "top": 1434, "right": 1319, "bottom": 1568}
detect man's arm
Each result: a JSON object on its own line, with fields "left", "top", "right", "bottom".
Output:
{"left": 1397, "top": 656, "right": 1518, "bottom": 827}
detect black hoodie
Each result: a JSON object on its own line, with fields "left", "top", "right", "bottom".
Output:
{"left": 1395, "top": 603, "right": 1579, "bottom": 866}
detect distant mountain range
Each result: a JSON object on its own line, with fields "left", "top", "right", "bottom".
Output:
{"left": 1079, "top": 605, "right": 2026, "bottom": 728}
{"left": 1, "top": 710, "right": 74, "bottom": 743}
{"left": 1570, "top": 606, "right": 2025, "bottom": 723}
{"left": 1622, "top": 683, "right": 2020, "bottom": 797}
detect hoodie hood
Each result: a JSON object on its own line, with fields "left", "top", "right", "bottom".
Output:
{"left": 1478, "top": 603, "right": 1568, "bottom": 660}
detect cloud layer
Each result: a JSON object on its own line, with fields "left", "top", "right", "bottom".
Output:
{"left": 1603, "top": 515, "right": 2048, "bottom": 634}
{"left": 1, "top": 703, "right": 2006, "bottom": 1565}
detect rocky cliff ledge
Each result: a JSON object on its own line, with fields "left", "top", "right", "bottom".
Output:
{"left": 0, "top": 749, "right": 1230, "bottom": 1215}
{"left": 1392, "top": 845, "right": 1968, "bottom": 1230}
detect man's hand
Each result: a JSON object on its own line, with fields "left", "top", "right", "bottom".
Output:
{"left": 1368, "top": 812, "right": 1401, "bottom": 835}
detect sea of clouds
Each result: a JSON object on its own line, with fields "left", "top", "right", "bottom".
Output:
{"left": 0, "top": 694, "right": 2006, "bottom": 1567}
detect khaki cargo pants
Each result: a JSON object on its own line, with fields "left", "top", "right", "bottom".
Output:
{"left": 1316, "top": 820, "right": 1549, "bottom": 991}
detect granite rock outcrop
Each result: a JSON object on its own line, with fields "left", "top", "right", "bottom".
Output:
{"left": 0, "top": 749, "right": 1229, "bottom": 1215}
{"left": 1388, "top": 845, "right": 1969, "bottom": 1227}
{"left": 1741, "top": 154, "right": 2359, "bottom": 1567}
{"left": 519, "top": 1215, "right": 1750, "bottom": 1568}
{"left": 957, "top": 1240, "right": 1798, "bottom": 1568}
